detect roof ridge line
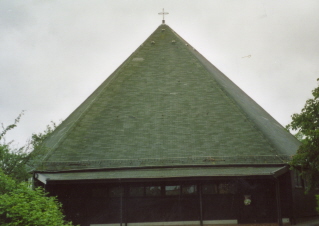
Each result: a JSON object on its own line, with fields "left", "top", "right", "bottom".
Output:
{"left": 42, "top": 24, "right": 165, "bottom": 161}
{"left": 37, "top": 23, "right": 300, "bottom": 171}
{"left": 190, "top": 49, "right": 300, "bottom": 155}
{"left": 40, "top": 25, "right": 166, "bottom": 161}
{"left": 171, "top": 27, "right": 298, "bottom": 156}
{"left": 168, "top": 27, "right": 279, "bottom": 154}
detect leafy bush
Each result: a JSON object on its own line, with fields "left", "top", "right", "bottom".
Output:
{"left": 0, "top": 170, "right": 73, "bottom": 226}
{"left": 1, "top": 113, "right": 58, "bottom": 182}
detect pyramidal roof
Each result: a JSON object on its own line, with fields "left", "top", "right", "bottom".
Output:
{"left": 36, "top": 24, "right": 300, "bottom": 173}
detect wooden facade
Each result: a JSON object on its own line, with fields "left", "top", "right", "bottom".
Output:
{"left": 34, "top": 170, "right": 308, "bottom": 225}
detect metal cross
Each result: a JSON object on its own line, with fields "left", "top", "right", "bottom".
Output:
{"left": 158, "top": 8, "right": 169, "bottom": 24}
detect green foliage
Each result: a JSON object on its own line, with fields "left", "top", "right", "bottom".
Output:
{"left": 317, "top": 195, "right": 319, "bottom": 213}
{"left": 31, "top": 121, "right": 57, "bottom": 150}
{"left": 0, "top": 169, "right": 16, "bottom": 195}
{"left": 0, "top": 115, "right": 72, "bottom": 225}
{"left": 0, "top": 144, "right": 30, "bottom": 182}
{"left": 0, "top": 170, "right": 73, "bottom": 226}
{"left": 0, "top": 114, "right": 58, "bottom": 182}
{"left": 0, "top": 112, "right": 30, "bottom": 182}
{"left": 0, "top": 112, "right": 23, "bottom": 141}
{"left": 287, "top": 80, "right": 319, "bottom": 190}
{"left": 27, "top": 121, "right": 58, "bottom": 174}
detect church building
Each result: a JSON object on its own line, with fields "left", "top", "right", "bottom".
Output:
{"left": 33, "top": 18, "right": 318, "bottom": 226}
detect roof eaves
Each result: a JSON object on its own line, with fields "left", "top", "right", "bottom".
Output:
{"left": 35, "top": 164, "right": 289, "bottom": 184}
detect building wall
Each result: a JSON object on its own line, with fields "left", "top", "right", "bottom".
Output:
{"left": 290, "top": 171, "right": 319, "bottom": 218}
{"left": 44, "top": 177, "right": 287, "bottom": 226}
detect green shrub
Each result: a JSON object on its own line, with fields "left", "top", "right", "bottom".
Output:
{"left": 0, "top": 170, "right": 73, "bottom": 226}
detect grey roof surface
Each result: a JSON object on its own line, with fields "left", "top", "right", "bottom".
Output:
{"left": 36, "top": 24, "right": 300, "bottom": 173}
{"left": 36, "top": 166, "right": 288, "bottom": 184}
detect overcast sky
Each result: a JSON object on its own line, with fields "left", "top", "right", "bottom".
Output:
{"left": 1, "top": 0, "right": 318, "bottom": 146}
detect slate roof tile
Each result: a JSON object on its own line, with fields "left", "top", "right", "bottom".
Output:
{"left": 36, "top": 24, "right": 300, "bottom": 172}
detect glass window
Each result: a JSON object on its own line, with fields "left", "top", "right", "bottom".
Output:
{"left": 303, "top": 177, "right": 309, "bottom": 190}
{"left": 219, "top": 182, "right": 236, "bottom": 194}
{"left": 202, "top": 184, "right": 218, "bottom": 194}
{"left": 109, "top": 186, "right": 124, "bottom": 197}
{"left": 182, "top": 185, "right": 197, "bottom": 195}
{"left": 129, "top": 186, "right": 144, "bottom": 196}
{"left": 92, "top": 188, "right": 108, "bottom": 198}
{"left": 145, "top": 186, "right": 161, "bottom": 196}
{"left": 165, "top": 185, "right": 180, "bottom": 196}
{"left": 294, "top": 170, "right": 303, "bottom": 188}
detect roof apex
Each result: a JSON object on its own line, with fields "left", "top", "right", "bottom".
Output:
{"left": 36, "top": 24, "right": 300, "bottom": 172}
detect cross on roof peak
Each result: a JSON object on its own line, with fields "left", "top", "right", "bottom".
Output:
{"left": 158, "top": 8, "right": 169, "bottom": 24}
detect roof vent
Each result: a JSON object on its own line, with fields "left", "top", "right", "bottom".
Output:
{"left": 151, "top": 41, "right": 155, "bottom": 45}
{"left": 171, "top": 40, "right": 176, "bottom": 44}
{"left": 161, "top": 29, "right": 165, "bottom": 32}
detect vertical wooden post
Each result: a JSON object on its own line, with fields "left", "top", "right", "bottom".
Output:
{"left": 199, "top": 183, "right": 203, "bottom": 226}
{"left": 289, "top": 171, "right": 297, "bottom": 225}
{"left": 124, "top": 185, "right": 127, "bottom": 226}
{"left": 119, "top": 182, "right": 123, "bottom": 226}
{"left": 275, "top": 178, "right": 283, "bottom": 226}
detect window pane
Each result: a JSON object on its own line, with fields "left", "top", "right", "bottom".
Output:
{"left": 92, "top": 188, "right": 108, "bottom": 197}
{"left": 182, "top": 185, "right": 197, "bottom": 195}
{"left": 129, "top": 186, "right": 144, "bottom": 196}
{"left": 165, "top": 185, "right": 180, "bottom": 196}
{"left": 202, "top": 184, "right": 218, "bottom": 194}
{"left": 294, "top": 170, "right": 303, "bottom": 188}
{"left": 219, "top": 182, "right": 236, "bottom": 194}
{"left": 145, "top": 186, "right": 161, "bottom": 196}
{"left": 109, "top": 186, "right": 124, "bottom": 197}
